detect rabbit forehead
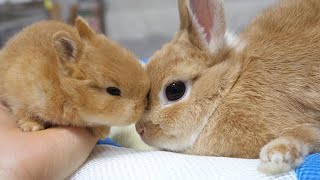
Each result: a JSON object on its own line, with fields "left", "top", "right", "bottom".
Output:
{"left": 146, "top": 41, "right": 209, "bottom": 89}
{"left": 79, "top": 37, "right": 150, "bottom": 99}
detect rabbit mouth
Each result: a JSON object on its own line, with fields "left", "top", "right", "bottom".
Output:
{"left": 135, "top": 119, "right": 183, "bottom": 147}
{"left": 137, "top": 99, "right": 219, "bottom": 151}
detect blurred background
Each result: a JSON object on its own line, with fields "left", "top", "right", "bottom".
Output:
{"left": 0, "top": 0, "right": 277, "bottom": 59}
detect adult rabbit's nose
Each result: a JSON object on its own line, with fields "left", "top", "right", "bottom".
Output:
{"left": 135, "top": 122, "right": 145, "bottom": 137}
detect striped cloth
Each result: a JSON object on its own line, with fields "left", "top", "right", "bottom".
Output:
{"left": 97, "top": 138, "right": 120, "bottom": 147}
{"left": 296, "top": 153, "right": 320, "bottom": 180}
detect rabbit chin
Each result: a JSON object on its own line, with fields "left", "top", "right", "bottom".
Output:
{"left": 156, "top": 135, "right": 199, "bottom": 152}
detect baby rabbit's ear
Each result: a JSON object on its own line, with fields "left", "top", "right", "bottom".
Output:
{"left": 179, "top": 0, "right": 226, "bottom": 53}
{"left": 52, "top": 31, "right": 77, "bottom": 63}
{"left": 52, "top": 31, "right": 85, "bottom": 78}
{"left": 75, "top": 16, "right": 95, "bottom": 40}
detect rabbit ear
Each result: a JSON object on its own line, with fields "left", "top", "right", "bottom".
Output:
{"left": 53, "top": 31, "right": 77, "bottom": 63}
{"left": 53, "top": 31, "right": 84, "bottom": 78}
{"left": 75, "top": 16, "right": 95, "bottom": 40}
{"left": 179, "top": 0, "right": 226, "bottom": 53}
{"left": 178, "top": 0, "right": 190, "bottom": 30}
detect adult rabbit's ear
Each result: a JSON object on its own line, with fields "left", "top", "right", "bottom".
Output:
{"left": 178, "top": 0, "right": 226, "bottom": 54}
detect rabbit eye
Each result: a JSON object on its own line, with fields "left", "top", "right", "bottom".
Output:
{"left": 106, "top": 87, "right": 121, "bottom": 96}
{"left": 165, "top": 81, "right": 186, "bottom": 101}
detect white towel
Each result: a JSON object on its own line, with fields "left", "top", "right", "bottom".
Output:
{"left": 70, "top": 145, "right": 296, "bottom": 180}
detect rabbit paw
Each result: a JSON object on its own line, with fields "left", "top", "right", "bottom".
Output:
{"left": 91, "top": 126, "right": 110, "bottom": 139}
{"left": 17, "top": 117, "right": 45, "bottom": 132}
{"left": 258, "top": 137, "right": 309, "bottom": 175}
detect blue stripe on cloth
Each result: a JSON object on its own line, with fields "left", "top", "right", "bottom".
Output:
{"left": 296, "top": 153, "right": 320, "bottom": 180}
{"left": 97, "top": 138, "right": 120, "bottom": 147}
{"left": 140, "top": 57, "right": 149, "bottom": 63}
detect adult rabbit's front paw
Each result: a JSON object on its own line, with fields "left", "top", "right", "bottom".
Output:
{"left": 258, "top": 137, "right": 309, "bottom": 175}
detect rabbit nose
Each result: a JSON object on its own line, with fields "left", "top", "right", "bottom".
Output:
{"left": 135, "top": 123, "right": 145, "bottom": 136}
{"left": 139, "top": 129, "right": 145, "bottom": 136}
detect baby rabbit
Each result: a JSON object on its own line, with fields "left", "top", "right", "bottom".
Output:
{"left": 136, "top": 0, "right": 320, "bottom": 174}
{"left": 0, "top": 17, "right": 150, "bottom": 138}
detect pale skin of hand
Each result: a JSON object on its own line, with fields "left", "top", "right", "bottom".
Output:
{"left": 0, "top": 104, "right": 98, "bottom": 180}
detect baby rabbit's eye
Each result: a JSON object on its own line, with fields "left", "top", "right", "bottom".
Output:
{"left": 165, "top": 81, "right": 186, "bottom": 101}
{"left": 106, "top": 87, "right": 121, "bottom": 96}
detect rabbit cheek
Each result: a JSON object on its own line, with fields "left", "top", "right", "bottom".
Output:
{"left": 130, "top": 100, "right": 147, "bottom": 123}
{"left": 108, "top": 103, "right": 137, "bottom": 126}
{"left": 78, "top": 100, "right": 135, "bottom": 126}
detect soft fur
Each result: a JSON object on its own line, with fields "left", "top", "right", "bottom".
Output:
{"left": 136, "top": 0, "right": 320, "bottom": 174}
{"left": 0, "top": 17, "right": 150, "bottom": 138}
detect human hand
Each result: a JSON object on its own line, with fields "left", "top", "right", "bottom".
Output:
{"left": 0, "top": 104, "right": 98, "bottom": 180}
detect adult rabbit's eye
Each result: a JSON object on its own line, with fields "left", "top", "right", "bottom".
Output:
{"left": 106, "top": 87, "right": 121, "bottom": 96}
{"left": 165, "top": 81, "right": 186, "bottom": 101}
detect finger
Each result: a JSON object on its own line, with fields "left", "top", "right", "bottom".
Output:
{"left": 27, "top": 127, "right": 98, "bottom": 179}
{"left": 0, "top": 105, "right": 18, "bottom": 131}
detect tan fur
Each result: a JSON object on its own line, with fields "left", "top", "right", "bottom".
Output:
{"left": 0, "top": 17, "right": 150, "bottom": 138}
{"left": 136, "top": 0, "right": 320, "bottom": 174}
